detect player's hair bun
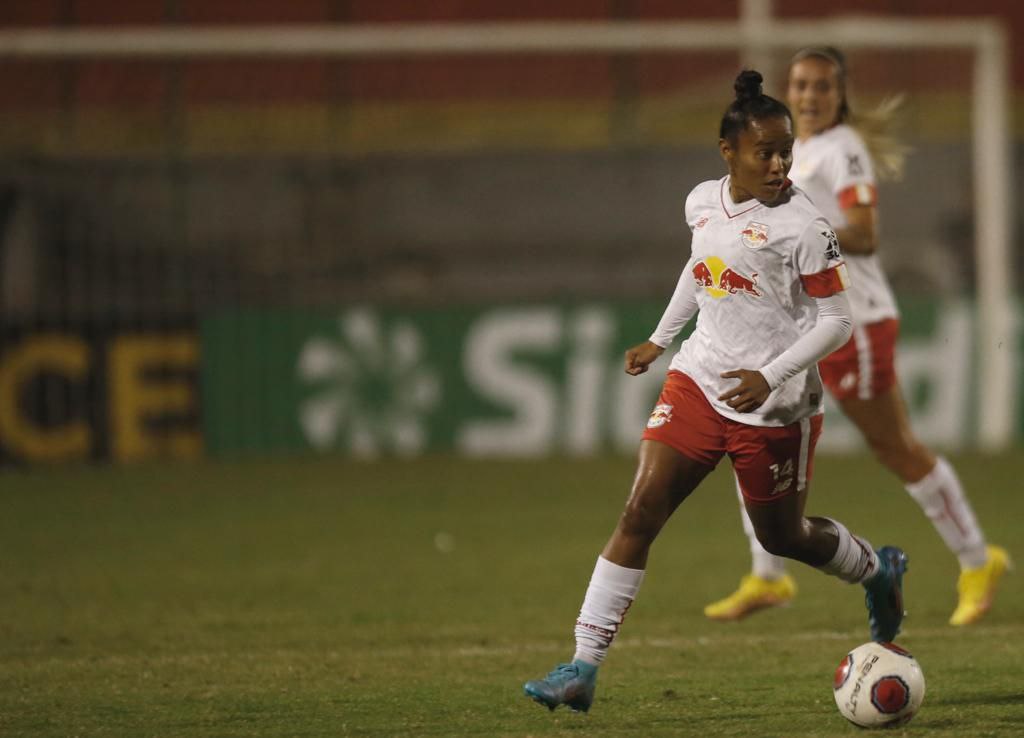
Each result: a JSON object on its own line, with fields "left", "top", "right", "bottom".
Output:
{"left": 734, "top": 70, "right": 764, "bottom": 103}
{"left": 719, "top": 68, "right": 788, "bottom": 144}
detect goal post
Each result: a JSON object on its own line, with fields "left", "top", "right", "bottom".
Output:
{"left": 0, "top": 17, "right": 1014, "bottom": 449}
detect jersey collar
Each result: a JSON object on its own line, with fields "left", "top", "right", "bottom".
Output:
{"left": 720, "top": 176, "right": 763, "bottom": 219}
{"left": 719, "top": 176, "right": 793, "bottom": 218}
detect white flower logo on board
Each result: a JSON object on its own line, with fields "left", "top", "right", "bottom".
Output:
{"left": 297, "top": 309, "right": 439, "bottom": 457}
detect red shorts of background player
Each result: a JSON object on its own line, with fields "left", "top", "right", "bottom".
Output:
{"left": 641, "top": 371, "right": 823, "bottom": 504}
{"left": 818, "top": 318, "right": 899, "bottom": 401}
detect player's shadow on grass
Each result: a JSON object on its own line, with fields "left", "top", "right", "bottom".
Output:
{"left": 931, "top": 692, "right": 1024, "bottom": 708}
{"left": 910, "top": 692, "right": 1024, "bottom": 731}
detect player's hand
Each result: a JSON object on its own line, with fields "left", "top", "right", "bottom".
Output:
{"left": 624, "top": 341, "right": 665, "bottom": 376}
{"left": 718, "top": 369, "right": 770, "bottom": 413}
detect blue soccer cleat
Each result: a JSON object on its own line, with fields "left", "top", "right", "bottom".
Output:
{"left": 523, "top": 660, "right": 598, "bottom": 713}
{"left": 863, "top": 545, "right": 908, "bottom": 642}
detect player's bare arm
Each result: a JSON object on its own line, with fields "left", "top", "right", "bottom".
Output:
{"left": 835, "top": 204, "right": 878, "bottom": 255}
{"left": 717, "top": 369, "right": 771, "bottom": 412}
{"left": 624, "top": 341, "right": 665, "bottom": 375}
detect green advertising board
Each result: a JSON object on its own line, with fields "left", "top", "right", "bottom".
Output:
{"left": 201, "top": 299, "right": 1016, "bottom": 458}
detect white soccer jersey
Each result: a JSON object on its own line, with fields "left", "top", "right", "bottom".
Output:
{"left": 660, "top": 176, "right": 849, "bottom": 427}
{"left": 790, "top": 123, "right": 898, "bottom": 325}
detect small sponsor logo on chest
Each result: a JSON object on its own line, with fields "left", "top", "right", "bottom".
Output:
{"left": 740, "top": 221, "right": 769, "bottom": 249}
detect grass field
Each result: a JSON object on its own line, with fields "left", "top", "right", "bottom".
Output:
{"left": 1, "top": 451, "right": 1021, "bottom": 737}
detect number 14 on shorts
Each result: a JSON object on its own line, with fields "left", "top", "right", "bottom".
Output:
{"left": 769, "top": 459, "right": 794, "bottom": 495}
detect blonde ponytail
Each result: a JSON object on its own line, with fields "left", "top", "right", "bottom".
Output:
{"left": 848, "top": 94, "right": 911, "bottom": 182}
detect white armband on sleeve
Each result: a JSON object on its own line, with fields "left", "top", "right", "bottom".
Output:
{"left": 648, "top": 269, "right": 699, "bottom": 348}
{"left": 759, "top": 292, "right": 853, "bottom": 391}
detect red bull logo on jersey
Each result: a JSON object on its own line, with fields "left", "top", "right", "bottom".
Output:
{"left": 740, "top": 221, "right": 769, "bottom": 249}
{"left": 692, "top": 256, "right": 763, "bottom": 299}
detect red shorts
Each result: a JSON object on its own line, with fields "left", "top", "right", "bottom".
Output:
{"left": 818, "top": 318, "right": 899, "bottom": 401}
{"left": 641, "top": 371, "right": 823, "bottom": 504}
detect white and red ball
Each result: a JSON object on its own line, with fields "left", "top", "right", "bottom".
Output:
{"left": 833, "top": 641, "right": 925, "bottom": 728}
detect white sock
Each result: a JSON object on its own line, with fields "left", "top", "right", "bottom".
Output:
{"left": 905, "top": 456, "right": 987, "bottom": 570}
{"left": 817, "top": 519, "right": 880, "bottom": 584}
{"left": 735, "top": 475, "right": 788, "bottom": 580}
{"left": 573, "top": 556, "right": 645, "bottom": 666}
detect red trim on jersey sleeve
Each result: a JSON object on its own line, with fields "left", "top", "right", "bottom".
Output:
{"left": 838, "top": 183, "right": 877, "bottom": 209}
{"left": 801, "top": 263, "right": 849, "bottom": 297}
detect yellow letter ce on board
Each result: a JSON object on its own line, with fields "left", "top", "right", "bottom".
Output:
{"left": 0, "top": 333, "right": 200, "bottom": 463}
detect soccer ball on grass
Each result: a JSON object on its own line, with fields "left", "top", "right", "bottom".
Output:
{"left": 833, "top": 641, "right": 925, "bottom": 728}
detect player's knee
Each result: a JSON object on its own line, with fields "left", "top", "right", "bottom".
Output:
{"left": 867, "top": 434, "right": 930, "bottom": 478}
{"left": 617, "top": 498, "right": 661, "bottom": 540}
{"left": 864, "top": 427, "right": 915, "bottom": 464}
{"left": 617, "top": 481, "right": 670, "bottom": 540}
{"left": 866, "top": 438, "right": 903, "bottom": 470}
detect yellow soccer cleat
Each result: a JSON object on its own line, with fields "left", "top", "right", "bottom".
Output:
{"left": 704, "top": 574, "right": 797, "bottom": 621}
{"left": 949, "top": 545, "right": 1012, "bottom": 627}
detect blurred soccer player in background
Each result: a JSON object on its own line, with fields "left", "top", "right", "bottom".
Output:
{"left": 704, "top": 47, "right": 1009, "bottom": 628}
{"left": 523, "top": 70, "right": 907, "bottom": 714}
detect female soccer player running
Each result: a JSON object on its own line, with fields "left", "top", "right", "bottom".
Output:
{"left": 523, "top": 70, "right": 907, "bottom": 714}
{"left": 704, "top": 47, "right": 1008, "bottom": 628}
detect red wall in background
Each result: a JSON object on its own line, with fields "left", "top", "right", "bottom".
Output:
{"left": 0, "top": 2, "right": 1019, "bottom": 110}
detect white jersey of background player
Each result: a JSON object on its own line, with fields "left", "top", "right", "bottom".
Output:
{"left": 791, "top": 123, "right": 897, "bottom": 326}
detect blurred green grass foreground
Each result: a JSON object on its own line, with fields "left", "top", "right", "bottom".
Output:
{"left": 1, "top": 452, "right": 1021, "bottom": 736}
